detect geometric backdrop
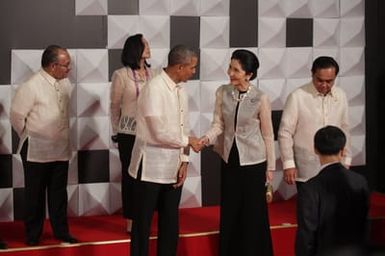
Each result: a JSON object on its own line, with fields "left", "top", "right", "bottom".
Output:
{"left": 0, "top": 0, "right": 365, "bottom": 221}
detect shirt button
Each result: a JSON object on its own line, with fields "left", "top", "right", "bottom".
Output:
{"left": 181, "top": 124, "right": 183, "bottom": 127}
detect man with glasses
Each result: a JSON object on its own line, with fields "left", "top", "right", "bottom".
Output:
{"left": 278, "top": 56, "right": 351, "bottom": 256}
{"left": 10, "top": 45, "right": 77, "bottom": 246}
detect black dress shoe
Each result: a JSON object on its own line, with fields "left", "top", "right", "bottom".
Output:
{"left": 25, "top": 239, "right": 39, "bottom": 246}
{"left": 0, "top": 240, "right": 7, "bottom": 249}
{"left": 57, "top": 235, "right": 78, "bottom": 244}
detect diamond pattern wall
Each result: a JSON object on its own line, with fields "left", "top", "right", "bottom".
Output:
{"left": 75, "top": 0, "right": 108, "bottom": 16}
{"left": 0, "top": 0, "right": 366, "bottom": 220}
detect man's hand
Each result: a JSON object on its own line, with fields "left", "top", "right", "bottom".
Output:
{"left": 174, "top": 162, "right": 188, "bottom": 188}
{"left": 284, "top": 167, "right": 297, "bottom": 185}
{"left": 189, "top": 136, "right": 204, "bottom": 153}
{"left": 198, "top": 136, "right": 209, "bottom": 147}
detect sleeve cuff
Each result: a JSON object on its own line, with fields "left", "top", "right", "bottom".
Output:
{"left": 205, "top": 133, "right": 215, "bottom": 145}
{"left": 283, "top": 160, "right": 296, "bottom": 170}
{"left": 343, "top": 157, "right": 352, "bottom": 167}
{"left": 182, "top": 135, "right": 189, "bottom": 147}
{"left": 267, "top": 164, "right": 276, "bottom": 171}
{"left": 180, "top": 154, "right": 189, "bottom": 162}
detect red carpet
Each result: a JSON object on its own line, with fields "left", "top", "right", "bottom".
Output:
{"left": 0, "top": 193, "right": 384, "bottom": 256}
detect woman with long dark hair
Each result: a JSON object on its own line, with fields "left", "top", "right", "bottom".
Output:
{"left": 110, "top": 34, "right": 155, "bottom": 233}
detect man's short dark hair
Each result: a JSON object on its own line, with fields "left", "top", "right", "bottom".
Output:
{"left": 41, "top": 45, "right": 64, "bottom": 68}
{"left": 311, "top": 56, "right": 339, "bottom": 76}
{"left": 314, "top": 126, "right": 346, "bottom": 155}
{"left": 168, "top": 45, "right": 197, "bottom": 66}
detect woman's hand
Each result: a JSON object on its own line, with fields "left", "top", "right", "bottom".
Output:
{"left": 266, "top": 170, "right": 273, "bottom": 183}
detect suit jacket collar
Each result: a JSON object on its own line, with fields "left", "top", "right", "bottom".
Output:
{"left": 319, "top": 162, "right": 345, "bottom": 174}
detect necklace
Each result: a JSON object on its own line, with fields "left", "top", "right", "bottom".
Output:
{"left": 127, "top": 67, "right": 151, "bottom": 98}
{"left": 231, "top": 86, "right": 251, "bottom": 102}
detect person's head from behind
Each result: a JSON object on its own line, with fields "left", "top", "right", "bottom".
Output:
{"left": 167, "top": 45, "right": 198, "bottom": 83}
{"left": 121, "top": 34, "right": 151, "bottom": 70}
{"left": 228, "top": 49, "right": 259, "bottom": 90}
{"left": 311, "top": 56, "right": 339, "bottom": 96}
{"left": 42, "top": 45, "right": 71, "bottom": 80}
{"left": 314, "top": 126, "right": 346, "bottom": 159}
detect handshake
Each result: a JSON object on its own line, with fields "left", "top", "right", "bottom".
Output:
{"left": 188, "top": 136, "right": 209, "bottom": 153}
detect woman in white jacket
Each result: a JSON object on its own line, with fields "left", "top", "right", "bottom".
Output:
{"left": 201, "top": 49, "right": 275, "bottom": 256}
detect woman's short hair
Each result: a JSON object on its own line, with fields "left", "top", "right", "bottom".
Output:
{"left": 231, "top": 49, "right": 260, "bottom": 81}
{"left": 121, "top": 34, "right": 150, "bottom": 70}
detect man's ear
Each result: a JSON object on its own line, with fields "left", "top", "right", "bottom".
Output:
{"left": 340, "top": 147, "right": 346, "bottom": 158}
{"left": 49, "top": 63, "right": 56, "bottom": 71}
{"left": 314, "top": 147, "right": 320, "bottom": 156}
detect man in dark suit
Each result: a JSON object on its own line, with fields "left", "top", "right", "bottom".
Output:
{"left": 296, "top": 126, "right": 369, "bottom": 256}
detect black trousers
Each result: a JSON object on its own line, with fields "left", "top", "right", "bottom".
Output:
{"left": 130, "top": 177, "right": 182, "bottom": 256}
{"left": 117, "top": 133, "right": 136, "bottom": 219}
{"left": 219, "top": 143, "right": 273, "bottom": 256}
{"left": 20, "top": 141, "right": 70, "bottom": 241}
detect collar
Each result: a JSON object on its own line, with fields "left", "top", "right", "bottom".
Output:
{"left": 39, "top": 69, "right": 57, "bottom": 86}
{"left": 230, "top": 83, "right": 255, "bottom": 97}
{"left": 318, "top": 161, "right": 341, "bottom": 173}
{"left": 309, "top": 82, "right": 337, "bottom": 98}
{"left": 160, "top": 69, "right": 180, "bottom": 91}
